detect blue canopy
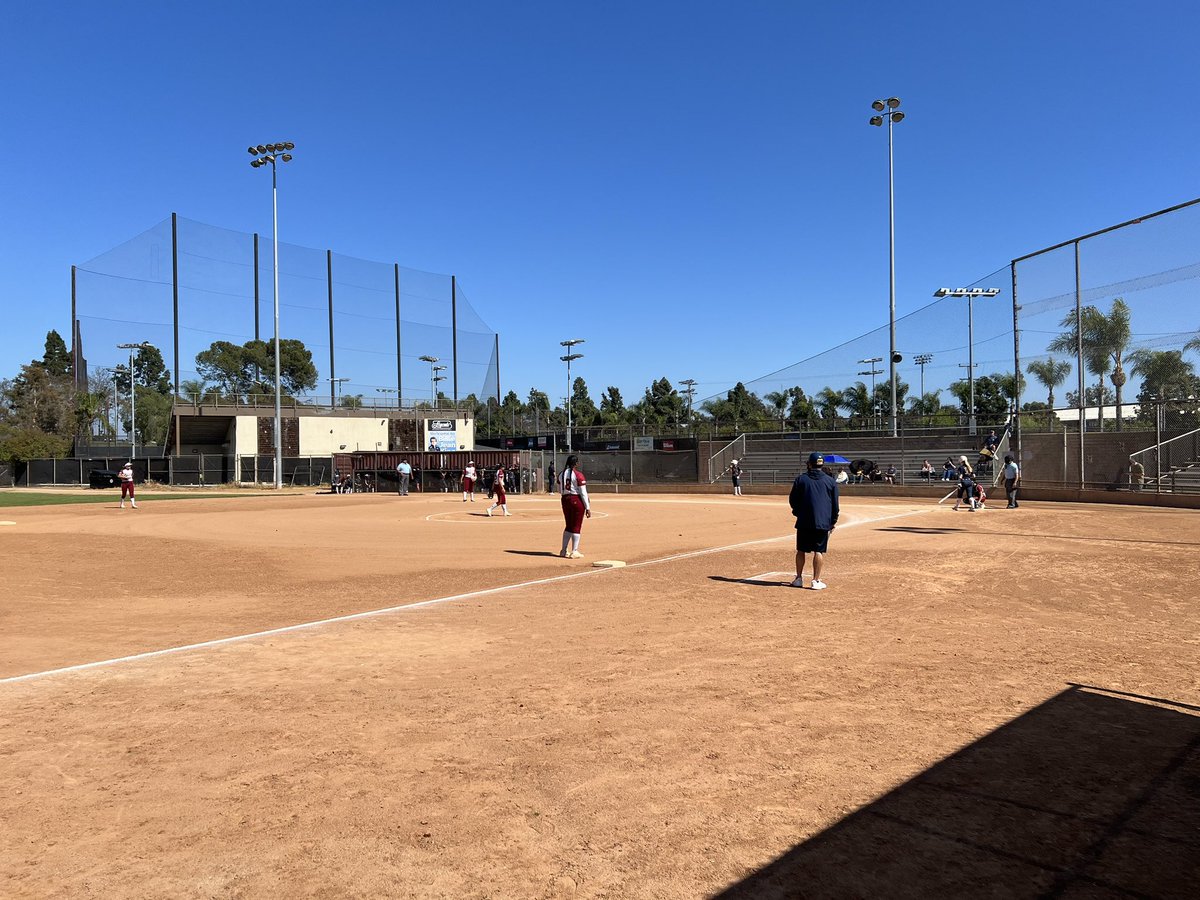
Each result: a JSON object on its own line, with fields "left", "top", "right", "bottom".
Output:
{"left": 822, "top": 454, "right": 851, "bottom": 465}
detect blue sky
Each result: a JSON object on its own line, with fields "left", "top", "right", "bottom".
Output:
{"left": 3, "top": 2, "right": 1199, "bottom": 408}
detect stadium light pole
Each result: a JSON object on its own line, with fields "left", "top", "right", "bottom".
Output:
{"left": 327, "top": 376, "right": 350, "bottom": 407}
{"left": 248, "top": 140, "right": 295, "bottom": 489}
{"left": 432, "top": 373, "right": 447, "bottom": 410}
{"left": 857, "top": 356, "right": 884, "bottom": 430}
{"left": 117, "top": 342, "right": 152, "bottom": 460}
{"left": 914, "top": 352, "right": 933, "bottom": 422}
{"left": 934, "top": 287, "right": 1001, "bottom": 435}
{"left": 376, "top": 387, "right": 398, "bottom": 409}
{"left": 418, "top": 355, "right": 440, "bottom": 409}
{"left": 560, "top": 339, "right": 585, "bottom": 452}
{"left": 869, "top": 97, "right": 905, "bottom": 437}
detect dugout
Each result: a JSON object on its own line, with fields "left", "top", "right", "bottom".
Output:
{"left": 331, "top": 449, "right": 534, "bottom": 494}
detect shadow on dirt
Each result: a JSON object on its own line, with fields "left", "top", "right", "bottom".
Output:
{"left": 713, "top": 684, "right": 1200, "bottom": 898}
{"left": 708, "top": 576, "right": 789, "bottom": 587}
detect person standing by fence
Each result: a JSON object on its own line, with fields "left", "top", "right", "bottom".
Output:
{"left": 396, "top": 458, "right": 412, "bottom": 496}
{"left": 726, "top": 459, "right": 743, "bottom": 496}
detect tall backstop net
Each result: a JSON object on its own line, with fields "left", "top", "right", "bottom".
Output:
{"left": 71, "top": 215, "right": 501, "bottom": 408}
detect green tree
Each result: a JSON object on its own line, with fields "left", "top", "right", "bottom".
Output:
{"left": 814, "top": 387, "right": 843, "bottom": 424}
{"left": 840, "top": 382, "right": 872, "bottom": 423}
{"left": 195, "top": 338, "right": 317, "bottom": 399}
{"left": 1129, "top": 350, "right": 1198, "bottom": 428}
{"left": 1027, "top": 357, "right": 1072, "bottom": 430}
{"left": 599, "top": 386, "right": 626, "bottom": 425}
{"left": 570, "top": 377, "right": 599, "bottom": 426}
{"left": 42, "top": 330, "right": 72, "bottom": 377}
{"left": 948, "top": 373, "right": 1011, "bottom": 422}
{"left": 787, "top": 387, "right": 815, "bottom": 426}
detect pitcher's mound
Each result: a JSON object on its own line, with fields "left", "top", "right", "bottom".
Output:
{"left": 592, "top": 559, "right": 626, "bottom": 568}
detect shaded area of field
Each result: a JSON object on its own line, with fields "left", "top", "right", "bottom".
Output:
{"left": 1, "top": 494, "right": 1197, "bottom": 898}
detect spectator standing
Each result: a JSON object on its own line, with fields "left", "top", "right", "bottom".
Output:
{"left": 789, "top": 452, "right": 839, "bottom": 590}
{"left": 396, "top": 459, "right": 412, "bottom": 495}
{"left": 1130, "top": 458, "right": 1145, "bottom": 492}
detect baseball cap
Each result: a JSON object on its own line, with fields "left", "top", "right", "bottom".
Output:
{"left": 730, "top": 458, "right": 738, "bottom": 465}
{"left": 808, "top": 452, "right": 824, "bottom": 466}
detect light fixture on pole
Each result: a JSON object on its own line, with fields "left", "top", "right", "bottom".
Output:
{"left": 679, "top": 378, "right": 697, "bottom": 427}
{"left": 560, "top": 338, "right": 585, "bottom": 451}
{"left": 248, "top": 140, "right": 295, "bottom": 489}
{"left": 869, "top": 97, "right": 905, "bottom": 437}
{"left": 934, "top": 287, "right": 1001, "bottom": 435}
{"left": 913, "top": 352, "right": 933, "bottom": 421}
{"left": 117, "top": 342, "right": 152, "bottom": 460}
{"left": 327, "top": 376, "right": 350, "bottom": 407}
{"left": 418, "top": 355, "right": 440, "bottom": 409}
{"left": 857, "top": 356, "right": 884, "bottom": 431}
{"left": 376, "top": 387, "right": 398, "bottom": 409}
{"left": 432, "top": 366, "right": 446, "bottom": 408}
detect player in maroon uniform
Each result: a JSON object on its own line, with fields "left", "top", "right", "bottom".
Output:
{"left": 461, "top": 461, "right": 477, "bottom": 502}
{"left": 558, "top": 454, "right": 591, "bottom": 558}
{"left": 487, "top": 465, "right": 511, "bottom": 517}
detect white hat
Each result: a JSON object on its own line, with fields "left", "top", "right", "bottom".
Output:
{"left": 731, "top": 459, "right": 738, "bottom": 465}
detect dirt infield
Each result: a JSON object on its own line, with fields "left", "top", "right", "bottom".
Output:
{"left": 2, "top": 492, "right": 1198, "bottom": 897}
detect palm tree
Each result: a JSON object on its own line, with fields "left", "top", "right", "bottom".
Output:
{"left": 1129, "top": 349, "right": 1197, "bottom": 400}
{"left": 1185, "top": 332, "right": 1200, "bottom": 356}
{"left": 1026, "top": 357, "right": 1072, "bottom": 429}
{"left": 764, "top": 390, "right": 790, "bottom": 432}
{"left": 815, "top": 387, "right": 842, "bottom": 425}
{"left": 840, "top": 382, "right": 872, "bottom": 428}
{"left": 1048, "top": 298, "right": 1133, "bottom": 431}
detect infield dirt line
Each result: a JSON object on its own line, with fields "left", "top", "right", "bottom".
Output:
{"left": 1, "top": 506, "right": 931, "bottom": 687}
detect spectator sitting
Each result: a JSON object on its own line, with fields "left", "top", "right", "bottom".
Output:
{"left": 920, "top": 459, "right": 933, "bottom": 481}
{"left": 835, "top": 466, "right": 849, "bottom": 485}
{"left": 883, "top": 464, "right": 896, "bottom": 485}
{"left": 942, "top": 458, "right": 956, "bottom": 481}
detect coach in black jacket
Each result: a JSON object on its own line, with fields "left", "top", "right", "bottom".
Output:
{"left": 789, "top": 452, "right": 840, "bottom": 591}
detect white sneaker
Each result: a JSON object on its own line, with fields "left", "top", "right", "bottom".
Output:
{"left": 569, "top": 551, "right": 584, "bottom": 559}
{"left": 811, "top": 580, "right": 828, "bottom": 591}
{"left": 790, "top": 576, "right": 805, "bottom": 588}
{"left": 504, "top": 511, "right": 511, "bottom": 516}
{"left": 119, "top": 503, "right": 124, "bottom": 509}
{"left": 486, "top": 507, "right": 492, "bottom": 517}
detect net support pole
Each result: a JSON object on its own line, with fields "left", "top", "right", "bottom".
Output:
{"left": 494, "top": 334, "right": 501, "bottom": 409}
{"left": 451, "top": 275, "right": 459, "bottom": 404}
{"left": 1074, "top": 241, "right": 1085, "bottom": 488}
{"left": 394, "top": 264, "right": 402, "bottom": 405}
{"left": 172, "top": 212, "right": 180, "bottom": 398}
{"left": 1011, "top": 261, "right": 1021, "bottom": 464}
{"left": 253, "top": 233, "right": 260, "bottom": 343}
{"left": 327, "top": 250, "right": 336, "bottom": 407}
{"left": 70, "top": 265, "right": 78, "bottom": 389}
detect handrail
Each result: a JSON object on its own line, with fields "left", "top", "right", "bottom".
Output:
{"left": 708, "top": 434, "right": 745, "bottom": 483}
{"left": 1129, "top": 425, "right": 1200, "bottom": 487}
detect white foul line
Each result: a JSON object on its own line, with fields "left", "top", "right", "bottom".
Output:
{"left": 1, "top": 507, "right": 929, "bottom": 686}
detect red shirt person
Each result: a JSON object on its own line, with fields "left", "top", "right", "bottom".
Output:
{"left": 461, "top": 462, "right": 477, "bottom": 502}
{"left": 487, "top": 466, "right": 510, "bottom": 517}
{"left": 118, "top": 462, "right": 138, "bottom": 510}
{"left": 558, "top": 454, "right": 591, "bottom": 559}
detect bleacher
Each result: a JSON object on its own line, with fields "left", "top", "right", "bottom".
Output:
{"left": 733, "top": 434, "right": 997, "bottom": 486}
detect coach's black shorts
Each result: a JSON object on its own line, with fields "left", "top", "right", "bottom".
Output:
{"left": 796, "top": 528, "right": 830, "bottom": 553}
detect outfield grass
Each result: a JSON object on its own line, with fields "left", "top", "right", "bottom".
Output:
{"left": 0, "top": 491, "right": 244, "bottom": 508}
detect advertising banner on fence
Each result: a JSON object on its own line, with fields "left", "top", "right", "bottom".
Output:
{"left": 634, "top": 436, "right": 654, "bottom": 452}
{"left": 426, "top": 420, "right": 458, "bottom": 452}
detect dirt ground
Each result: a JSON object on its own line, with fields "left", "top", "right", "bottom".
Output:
{"left": 1, "top": 490, "right": 1198, "bottom": 898}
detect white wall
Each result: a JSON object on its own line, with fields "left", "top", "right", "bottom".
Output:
{"left": 302, "top": 416, "right": 390, "bottom": 455}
